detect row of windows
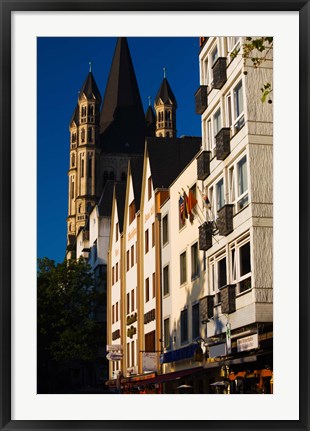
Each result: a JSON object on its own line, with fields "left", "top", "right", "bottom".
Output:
{"left": 127, "top": 288, "right": 136, "bottom": 314}
{"left": 163, "top": 303, "right": 200, "bottom": 349}
{"left": 201, "top": 37, "right": 241, "bottom": 89}
{"left": 71, "top": 127, "right": 94, "bottom": 144}
{"left": 163, "top": 242, "right": 200, "bottom": 295}
{"left": 209, "top": 234, "right": 251, "bottom": 302}
{"left": 208, "top": 153, "right": 248, "bottom": 217}
{"left": 145, "top": 273, "right": 156, "bottom": 303}
{"left": 112, "top": 301, "right": 119, "bottom": 324}
{"left": 80, "top": 105, "right": 95, "bottom": 117}
{"left": 204, "top": 78, "right": 244, "bottom": 153}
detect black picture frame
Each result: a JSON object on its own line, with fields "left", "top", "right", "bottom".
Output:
{"left": 1, "top": 1, "right": 309, "bottom": 430}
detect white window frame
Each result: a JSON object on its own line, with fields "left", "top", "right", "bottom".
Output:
{"left": 215, "top": 177, "right": 225, "bottom": 213}
{"left": 209, "top": 249, "right": 227, "bottom": 305}
{"left": 229, "top": 233, "right": 252, "bottom": 294}
{"left": 228, "top": 153, "right": 249, "bottom": 212}
{"left": 205, "top": 107, "right": 222, "bottom": 155}
{"left": 227, "top": 36, "right": 241, "bottom": 63}
{"left": 225, "top": 78, "right": 245, "bottom": 136}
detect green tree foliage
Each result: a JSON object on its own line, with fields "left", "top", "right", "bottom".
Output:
{"left": 232, "top": 36, "right": 273, "bottom": 102}
{"left": 37, "top": 257, "right": 102, "bottom": 362}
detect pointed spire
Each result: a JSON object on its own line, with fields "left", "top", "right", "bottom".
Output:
{"left": 79, "top": 68, "right": 101, "bottom": 101}
{"left": 100, "top": 37, "right": 145, "bottom": 135}
{"left": 154, "top": 76, "right": 177, "bottom": 107}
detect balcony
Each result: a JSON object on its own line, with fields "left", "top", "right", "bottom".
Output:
{"left": 220, "top": 284, "right": 236, "bottom": 314}
{"left": 200, "top": 295, "right": 214, "bottom": 320}
{"left": 212, "top": 57, "right": 227, "bottom": 89}
{"left": 215, "top": 127, "right": 230, "bottom": 160}
{"left": 217, "top": 204, "right": 234, "bottom": 236}
{"left": 197, "top": 150, "right": 211, "bottom": 181}
{"left": 195, "top": 85, "right": 208, "bottom": 114}
{"left": 198, "top": 222, "right": 213, "bottom": 251}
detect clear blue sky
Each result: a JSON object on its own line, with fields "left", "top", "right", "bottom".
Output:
{"left": 37, "top": 37, "right": 202, "bottom": 263}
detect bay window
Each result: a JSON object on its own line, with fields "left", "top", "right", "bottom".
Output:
{"left": 229, "top": 234, "right": 252, "bottom": 294}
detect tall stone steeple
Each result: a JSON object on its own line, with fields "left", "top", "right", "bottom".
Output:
{"left": 67, "top": 66, "right": 102, "bottom": 248}
{"left": 99, "top": 37, "right": 146, "bottom": 154}
{"left": 154, "top": 69, "right": 177, "bottom": 138}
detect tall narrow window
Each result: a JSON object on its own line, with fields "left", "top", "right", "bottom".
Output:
{"left": 131, "top": 341, "right": 135, "bottom": 367}
{"left": 127, "top": 292, "right": 130, "bottom": 315}
{"left": 234, "top": 81, "right": 244, "bottom": 119}
{"left": 213, "top": 108, "right": 221, "bottom": 138}
{"left": 81, "top": 159, "right": 84, "bottom": 178}
{"left": 148, "top": 177, "right": 152, "bottom": 200}
{"left": 164, "top": 318, "right": 170, "bottom": 349}
{"left": 226, "top": 94, "right": 232, "bottom": 127}
{"left": 191, "top": 242, "right": 199, "bottom": 279}
{"left": 81, "top": 128, "right": 85, "bottom": 143}
{"left": 127, "top": 250, "right": 130, "bottom": 272}
{"left": 162, "top": 215, "right": 168, "bottom": 245}
{"left": 145, "top": 278, "right": 150, "bottom": 302}
{"left": 237, "top": 155, "right": 248, "bottom": 209}
{"left": 131, "top": 245, "right": 134, "bottom": 268}
{"left": 192, "top": 303, "right": 200, "bottom": 340}
{"left": 216, "top": 178, "right": 224, "bottom": 210}
{"left": 145, "top": 229, "right": 149, "bottom": 254}
{"left": 87, "top": 127, "right": 93, "bottom": 142}
{"left": 163, "top": 265, "right": 169, "bottom": 296}
{"left": 131, "top": 289, "right": 135, "bottom": 312}
{"left": 129, "top": 200, "right": 135, "bottom": 224}
{"left": 88, "top": 157, "right": 92, "bottom": 178}
{"left": 112, "top": 266, "right": 114, "bottom": 285}
{"left": 152, "top": 222, "right": 155, "bottom": 247}
{"left": 112, "top": 305, "right": 115, "bottom": 324}
{"left": 180, "top": 251, "right": 187, "bottom": 285}
{"left": 115, "top": 262, "right": 118, "bottom": 282}
{"left": 152, "top": 272, "right": 156, "bottom": 298}
{"left": 180, "top": 309, "right": 188, "bottom": 344}
{"left": 207, "top": 119, "right": 212, "bottom": 151}
{"left": 218, "top": 257, "right": 227, "bottom": 289}
{"left": 116, "top": 301, "right": 118, "bottom": 322}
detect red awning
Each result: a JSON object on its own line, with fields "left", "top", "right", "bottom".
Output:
{"left": 124, "top": 366, "right": 203, "bottom": 386}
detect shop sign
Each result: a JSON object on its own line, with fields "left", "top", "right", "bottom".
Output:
{"left": 237, "top": 333, "right": 259, "bottom": 352}
{"left": 209, "top": 343, "right": 227, "bottom": 358}
{"left": 106, "top": 351, "right": 124, "bottom": 361}
{"left": 142, "top": 352, "right": 157, "bottom": 372}
{"left": 106, "top": 344, "right": 123, "bottom": 352}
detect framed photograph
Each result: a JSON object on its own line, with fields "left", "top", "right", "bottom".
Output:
{"left": 1, "top": 1, "right": 309, "bottom": 430}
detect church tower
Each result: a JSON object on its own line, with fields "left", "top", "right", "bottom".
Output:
{"left": 154, "top": 69, "right": 177, "bottom": 138}
{"left": 67, "top": 38, "right": 148, "bottom": 257}
{"left": 67, "top": 65, "right": 102, "bottom": 245}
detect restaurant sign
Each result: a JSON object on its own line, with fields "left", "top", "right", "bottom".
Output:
{"left": 237, "top": 333, "right": 259, "bottom": 352}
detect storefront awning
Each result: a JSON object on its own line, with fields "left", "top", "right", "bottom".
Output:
{"left": 123, "top": 366, "right": 203, "bottom": 387}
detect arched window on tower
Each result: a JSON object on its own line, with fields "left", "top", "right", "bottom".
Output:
{"left": 88, "top": 157, "right": 92, "bottom": 178}
{"left": 78, "top": 204, "right": 82, "bottom": 214}
{"left": 88, "top": 128, "right": 93, "bottom": 142}
{"left": 89, "top": 105, "right": 94, "bottom": 116}
{"left": 71, "top": 153, "right": 75, "bottom": 167}
{"left": 81, "top": 159, "right": 85, "bottom": 177}
{"left": 81, "top": 128, "right": 85, "bottom": 143}
{"left": 72, "top": 132, "right": 77, "bottom": 143}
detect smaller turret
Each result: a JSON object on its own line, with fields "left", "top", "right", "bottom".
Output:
{"left": 145, "top": 96, "right": 156, "bottom": 137}
{"left": 154, "top": 68, "right": 177, "bottom": 138}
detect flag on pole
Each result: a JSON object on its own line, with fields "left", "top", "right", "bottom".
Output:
{"left": 183, "top": 191, "right": 189, "bottom": 219}
{"left": 179, "top": 195, "right": 185, "bottom": 225}
{"left": 202, "top": 192, "right": 212, "bottom": 209}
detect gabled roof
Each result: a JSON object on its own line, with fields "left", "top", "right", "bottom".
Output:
{"left": 146, "top": 136, "right": 201, "bottom": 190}
{"left": 79, "top": 71, "right": 101, "bottom": 101}
{"left": 99, "top": 38, "right": 146, "bottom": 154}
{"left": 115, "top": 182, "right": 127, "bottom": 233}
{"left": 98, "top": 180, "right": 115, "bottom": 217}
{"left": 154, "top": 78, "right": 177, "bottom": 107}
{"left": 129, "top": 155, "right": 144, "bottom": 212}
{"left": 69, "top": 104, "right": 79, "bottom": 127}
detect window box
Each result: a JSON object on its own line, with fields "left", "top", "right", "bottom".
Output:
{"left": 212, "top": 57, "right": 227, "bottom": 89}
{"left": 215, "top": 127, "right": 231, "bottom": 160}
{"left": 195, "top": 85, "right": 208, "bottom": 114}
{"left": 220, "top": 284, "right": 236, "bottom": 314}
{"left": 217, "top": 204, "right": 234, "bottom": 236}
{"left": 197, "top": 150, "right": 211, "bottom": 180}
{"left": 198, "top": 222, "right": 213, "bottom": 251}
{"left": 199, "top": 295, "right": 214, "bottom": 320}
